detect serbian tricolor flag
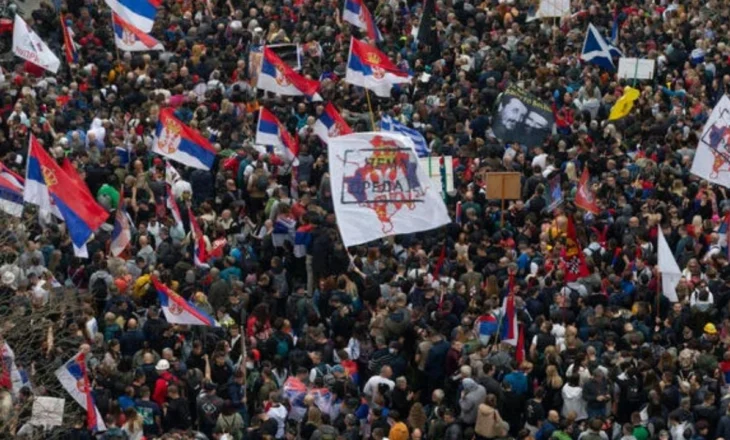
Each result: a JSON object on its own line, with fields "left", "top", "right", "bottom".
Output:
{"left": 0, "top": 175, "right": 23, "bottom": 217}
{"left": 113, "top": 12, "right": 164, "bottom": 52}
{"left": 257, "top": 47, "right": 322, "bottom": 100}
{"left": 55, "top": 352, "right": 107, "bottom": 432}
{"left": 343, "top": 0, "right": 382, "bottom": 42}
{"left": 153, "top": 108, "right": 216, "bottom": 170}
{"left": 152, "top": 277, "right": 218, "bottom": 326}
{"left": 313, "top": 102, "right": 353, "bottom": 143}
{"left": 104, "top": 0, "right": 160, "bottom": 33}
{"left": 345, "top": 37, "right": 412, "bottom": 98}
{"left": 26, "top": 136, "right": 108, "bottom": 249}
{"left": 166, "top": 186, "right": 183, "bottom": 228}
{"left": 188, "top": 207, "right": 210, "bottom": 268}
{"left": 61, "top": 158, "right": 92, "bottom": 198}
{"left": 575, "top": 167, "right": 600, "bottom": 214}
{"left": 60, "top": 15, "right": 78, "bottom": 64}
{"left": 0, "top": 163, "right": 24, "bottom": 190}
{"left": 256, "top": 108, "right": 299, "bottom": 165}
{"left": 500, "top": 293, "right": 518, "bottom": 346}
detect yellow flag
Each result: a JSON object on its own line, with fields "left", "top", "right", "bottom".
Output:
{"left": 608, "top": 86, "right": 641, "bottom": 121}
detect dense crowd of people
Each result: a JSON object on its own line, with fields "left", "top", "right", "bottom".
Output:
{"left": 3, "top": 0, "right": 730, "bottom": 440}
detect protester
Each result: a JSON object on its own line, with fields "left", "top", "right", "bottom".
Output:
{"left": 4, "top": 0, "right": 730, "bottom": 440}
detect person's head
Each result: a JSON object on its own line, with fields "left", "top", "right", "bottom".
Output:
{"left": 548, "top": 410, "right": 560, "bottom": 424}
{"left": 499, "top": 96, "right": 528, "bottom": 130}
{"left": 167, "top": 384, "right": 180, "bottom": 399}
{"left": 443, "top": 408, "right": 456, "bottom": 424}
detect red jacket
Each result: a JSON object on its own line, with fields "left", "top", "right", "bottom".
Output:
{"left": 152, "top": 371, "right": 178, "bottom": 406}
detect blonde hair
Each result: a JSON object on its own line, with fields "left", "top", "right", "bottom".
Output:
{"left": 545, "top": 365, "right": 564, "bottom": 389}
{"left": 565, "top": 162, "right": 577, "bottom": 182}
{"left": 307, "top": 407, "right": 322, "bottom": 426}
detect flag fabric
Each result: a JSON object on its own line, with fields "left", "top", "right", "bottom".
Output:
{"left": 313, "top": 103, "right": 353, "bottom": 143}
{"left": 153, "top": 108, "right": 217, "bottom": 170}
{"left": 152, "top": 277, "right": 217, "bottom": 326}
{"left": 575, "top": 167, "right": 600, "bottom": 214}
{"left": 272, "top": 215, "right": 297, "bottom": 248}
{"left": 380, "top": 115, "right": 430, "bottom": 157}
{"left": 342, "top": 0, "right": 382, "bottom": 42}
{"left": 26, "top": 136, "right": 108, "bottom": 248}
{"left": 103, "top": 0, "right": 159, "bottom": 33}
{"left": 256, "top": 108, "right": 300, "bottom": 164}
{"left": 500, "top": 293, "right": 518, "bottom": 345}
{"left": 61, "top": 159, "right": 92, "bottom": 198}
{"left": 0, "top": 163, "right": 24, "bottom": 189}
{"left": 690, "top": 95, "right": 730, "bottom": 188}
{"left": 110, "top": 188, "right": 131, "bottom": 257}
{"left": 59, "top": 159, "right": 93, "bottom": 258}
{"left": 1, "top": 342, "right": 24, "bottom": 396}
{"left": 474, "top": 314, "right": 499, "bottom": 343}
{"left": 55, "top": 352, "right": 107, "bottom": 432}
{"left": 257, "top": 47, "right": 322, "bottom": 100}
{"left": 13, "top": 15, "right": 61, "bottom": 74}
{"left": 609, "top": 12, "right": 622, "bottom": 58}
{"left": 515, "top": 324, "right": 525, "bottom": 364}
{"left": 60, "top": 15, "right": 78, "bottom": 64}
{"left": 657, "top": 227, "right": 681, "bottom": 302}
{"left": 166, "top": 186, "right": 183, "bottom": 228}
{"left": 581, "top": 23, "right": 616, "bottom": 71}
{"left": 188, "top": 207, "right": 209, "bottom": 268}
{"left": 283, "top": 377, "right": 333, "bottom": 421}
{"left": 415, "top": 0, "right": 437, "bottom": 46}
{"left": 563, "top": 216, "right": 590, "bottom": 282}
{"left": 165, "top": 161, "right": 182, "bottom": 186}
{"left": 327, "top": 132, "right": 450, "bottom": 247}
{"left": 294, "top": 224, "right": 314, "bottom": 258}
{"left": 608, "top": 86, "right": 640, "bottom": 120}
{"left": 113, "top": 12, "right": 164, "bottom": 52}
{"left": 345, "top": 37, "right": 412, "bottom": 98}
{"left": 0, "top": 175, "right": 24, "bottom": 217}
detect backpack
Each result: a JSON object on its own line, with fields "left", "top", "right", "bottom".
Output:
{"left": 625, "top": 378, "right": 642, "bottom": 403}
{"left": 275, "top": 336, "right": 290, "bottom": 358}
{"left": 256, "top": 173, "right": 268, "bottom": 192}
{"left": 92, "top": 277, "right": 108, "bottom": 300}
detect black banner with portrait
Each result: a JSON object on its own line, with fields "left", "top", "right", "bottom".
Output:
{"left": 492, "top": 87, "right": 554, "bottom": 147}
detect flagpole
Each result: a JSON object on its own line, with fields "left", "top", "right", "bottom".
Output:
{"left": 365, "top": 89, "right": 377, "bottom": 131}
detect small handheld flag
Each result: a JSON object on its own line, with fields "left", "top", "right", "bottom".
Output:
{"left": 153, "top": 277, "right": 218, "bottom": 326}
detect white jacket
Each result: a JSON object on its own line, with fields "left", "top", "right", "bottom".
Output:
{"left": 561, "top": 384, "right": 588, "bottom": 421}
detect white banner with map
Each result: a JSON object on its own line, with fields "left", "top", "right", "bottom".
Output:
{"left": 328, "top": 132, "right": 450, "bottom": 247}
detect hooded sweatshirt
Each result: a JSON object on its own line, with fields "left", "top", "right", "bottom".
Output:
{"left": 460, "top": 378, "right": 487, "bottom": 425}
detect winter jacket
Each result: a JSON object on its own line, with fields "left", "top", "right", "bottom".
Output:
{"left": 460, "top": 379, "right": 487, "bottom": 425}
{"left": 475, "top": 404, "right": 504, "bottom": 439}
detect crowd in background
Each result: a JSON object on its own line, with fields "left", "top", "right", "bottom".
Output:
{"left": 3, "top": 0, "right": 730, "bottom": 440}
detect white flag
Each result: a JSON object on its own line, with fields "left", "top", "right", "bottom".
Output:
{"left": 690, "top": 95, "right": 730, "bottom": 188}
{"left": 12, "top": 15, "right": 60, "bottom": 74}
{"left": 327, "top": 132, "right": 450, "bottom": 247}
{"left": 658, "top": 227, "right": 681, "bottom": 302}
{"left": 165, "top": 161, "right": 181, "bottom": 186}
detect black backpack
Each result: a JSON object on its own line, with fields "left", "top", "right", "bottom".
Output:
{"left": 92, "top": 277, "right": 108, "bottom": 300}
